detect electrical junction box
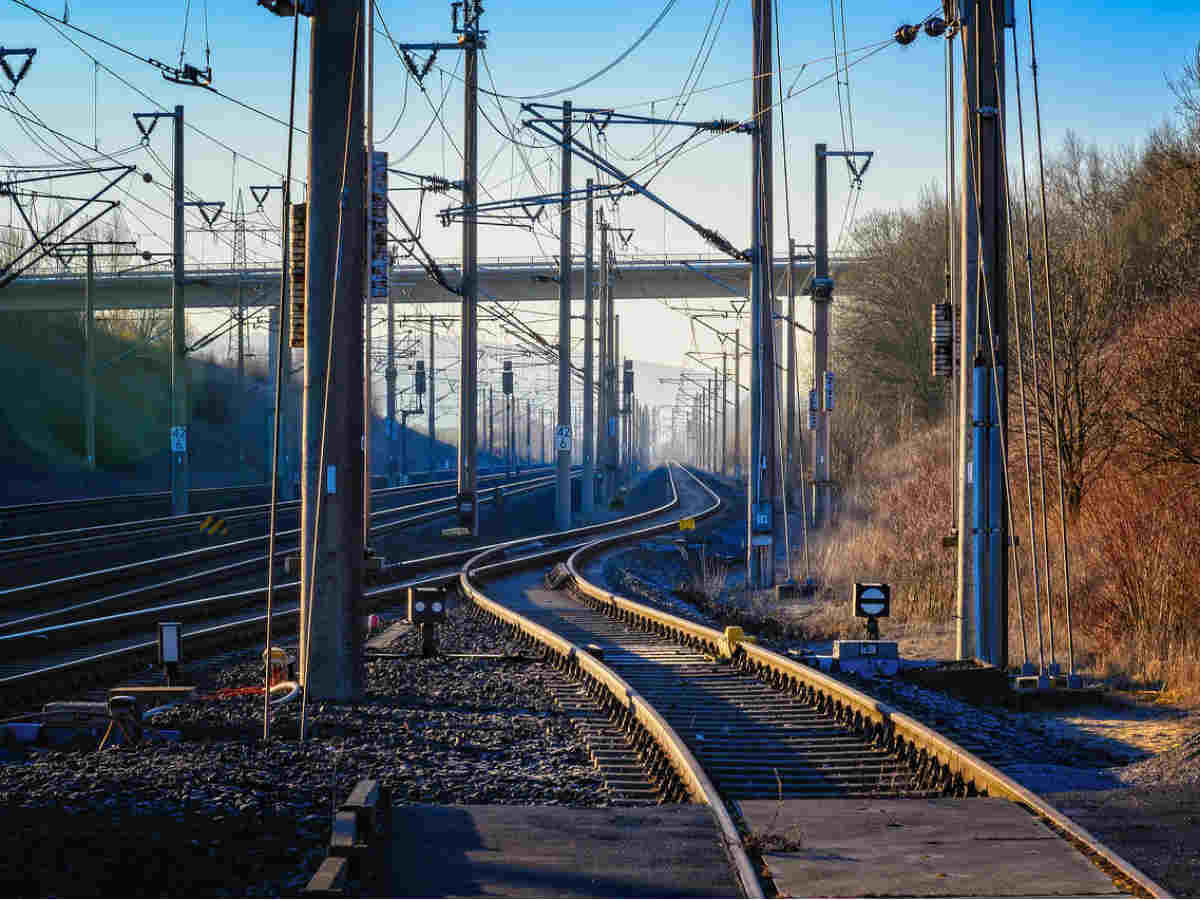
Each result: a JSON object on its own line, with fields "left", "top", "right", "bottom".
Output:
{"left": 502, "top": 360, "right": 513, "bottom": 395}
{"left": 811, "top": 276, "right": 834, "bottom": 300}
{"left": 414, "top": 360, "right": 426, "bottom": 396}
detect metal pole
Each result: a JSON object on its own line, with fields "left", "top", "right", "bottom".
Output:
{"left": 721, "top": 348, "right": 728, "bottom": 477}
{"left": 582, "top": 178, "right": 595, "bottom": 516}
{"left": 237, "top": 268, "right": 245, "bottom": 472}
{"left": 526, "top": 397, "right": 531, "bottom": 465}
{"left": 540, "top": 406, "right": 545, "bottom": 464}
{"left": 488, "top": 386, "right": 494, "bottom": 457}
{"left": 457, "top": 24, "right": 480, "bottom": 534}
{"left": 385, "top": 286, "right": 396, "bottom": 486}
{"left": 598, "top": 215, "right": 610, "bottom": 503}
{"left": 555, "top": 100, "right": 573, "bottom": 529}
{"left": 428, "top": 314, "right": 435, "bottom": 472}
{"left": 170, "top": 105, "right": 189, "bottom": 515}
{"left": 956, "top": 7, "right": 979, "bottom": 661}
{"left": 813, "top": 143, "right": 831, "bottom": 531}
{"left": 614, "top": 313, "right": 621, "bottom": 488}
{"left": 787, "top": 236, "right": 796, "bottom": 498}
{"left": 748, "top": 0, "right": 778, "bottom": 587}
{"left": 279, "top": 193, "right": 296, "bottom": 501}
{"left": 363, "top": 0, "right": 374, "bottom": 522}
{"left": 83, "top": 244, "right": 96, "bottom": 470}
{"left": 734, "top": 329, "right": 741, "bottom": 480}
{"left": 299, "top": 0, "right": 366, "bottom": 702}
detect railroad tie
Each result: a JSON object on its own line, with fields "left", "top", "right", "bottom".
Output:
{"left": 542, "top": 673, "right": 661, "bottom": 805}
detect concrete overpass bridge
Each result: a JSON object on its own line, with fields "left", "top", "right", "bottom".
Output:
{"left": 0, "top": 253, "right": 865, "bottom": 312}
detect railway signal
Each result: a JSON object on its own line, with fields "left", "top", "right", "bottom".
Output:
{"left": 852, "top": 582, "right": 890, "bottom": 640}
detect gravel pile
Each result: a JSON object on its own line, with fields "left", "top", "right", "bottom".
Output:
{"left": 0, "top": 604, "right": 610, "bottom": 897}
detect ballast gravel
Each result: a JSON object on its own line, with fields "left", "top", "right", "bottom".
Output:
{"left": 0, "top": 605, "right": 611, "bottom": 897}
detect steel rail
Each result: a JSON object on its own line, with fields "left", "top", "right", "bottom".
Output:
{"left": 451, "top": 461, "right": 1165, "bottom": 899}
{"left": 457, "top": 464, "right": 762, "bottom": 898}
{"left": 0, "top": 470, "right": 636, "bottom": 706}
{"left": 0, "top": 466, "right": 554, "bottom": 557}
{"left": 0, "top": 470, "right": 565, "bottom": 612}
{"left": 560, "top": 466, "right": 1169, "bottom": 900}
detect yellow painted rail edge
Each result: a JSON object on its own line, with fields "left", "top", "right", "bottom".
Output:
{"left": 565, "top": 465, "right": 1170, "bottom": 900}
{"left": 459, "top": 465, "right": 764, "bottom": 899}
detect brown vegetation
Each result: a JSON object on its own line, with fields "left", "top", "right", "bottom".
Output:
{"left": 815, "top": 44, "right": 1200, "bottom": 698}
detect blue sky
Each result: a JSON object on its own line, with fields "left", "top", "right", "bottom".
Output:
{"left": 2, "top": 0, "right": 1198, "bottom": 378}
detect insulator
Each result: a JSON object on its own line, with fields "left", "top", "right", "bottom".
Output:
{"left": 894, "top": 24, "right": 921, "bottom": 45}
{"left": 924, "top": 17, "right": 947, "bottom": 38}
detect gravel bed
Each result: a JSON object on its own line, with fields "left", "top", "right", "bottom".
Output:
{"left": 0, "top": 603, "right": 611, "bottom": 897}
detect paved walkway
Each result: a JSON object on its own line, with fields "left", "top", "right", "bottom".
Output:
{"left": 387, "top": 804, "right": 743, "bottom": 898}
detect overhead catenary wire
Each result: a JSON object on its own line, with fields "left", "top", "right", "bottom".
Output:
{"left": 15, "top": 0, "right": 306, "bottom": 184}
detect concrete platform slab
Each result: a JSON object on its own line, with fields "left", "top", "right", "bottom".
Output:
{"left": 740, "top": 797, "right": 1124, "bottom": 897}
{"left": 387, "top": 803, "right": 743, "bottom": 898}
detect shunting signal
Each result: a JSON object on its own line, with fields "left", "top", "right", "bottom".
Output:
{"left": 199, "top": 516, "right": 228, "bottom": 537}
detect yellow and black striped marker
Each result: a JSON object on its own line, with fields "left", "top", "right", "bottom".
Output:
{"left": 199, "top": 515, "right": 229, "bottom": 537}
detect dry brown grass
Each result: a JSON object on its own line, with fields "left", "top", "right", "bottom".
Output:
{"left": 807, "top": 410, "right": 1200, "bottom": 702}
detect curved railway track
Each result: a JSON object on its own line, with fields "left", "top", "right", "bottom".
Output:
{"left": 0, "top": 467, "right": 609, "bottom": 709}
{"left": 1, "top": 461, "right": 1169, "bottom": 897}
{"left": 456, "top": 462, "right": 1168, "bottom": 899}
{"left": 0, "top": 466, "right": 554, "bottom": 580}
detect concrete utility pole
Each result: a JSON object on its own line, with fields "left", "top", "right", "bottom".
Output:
{"left": 582, "top": 178, "right": 595, "bottom": 516}
{"left": 955, "top": 0, "right": 1008, "bottom": 666}
{"left": 555, "top": 100, "right": 573, "bottom": 529}
{"left": 812, "top": 144, "right": 832, "bottom": 530}
{"left": 170, "top": 105, "right": 188, "bottom": 516}
{"left": 748, "top": 0, "right": 779, "bottom": 587}
{"left": 299, "top": 0, "right": 366, "bottom": 702}
{"left": 428, "top": 314, "right": 436, "bottom": 471}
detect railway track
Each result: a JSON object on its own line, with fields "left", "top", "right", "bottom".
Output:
{"left": 457, "top": 462, "right": 1168, "bottom": 899}
{"left": 0, "top": 463, "right": 520, "bottom": 536}
{"left": 0, "top": 468, "right": 564, "bottom": 626}
{"left": 1, "top": 461, "right": 1168, "bottom": 897}
{"left": 0, "top": 466, "right": 553, "bottom": 580}
{"left": 0, "top": 467, "right": 614, "bottom": 710}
